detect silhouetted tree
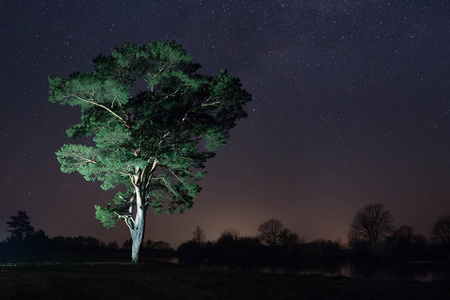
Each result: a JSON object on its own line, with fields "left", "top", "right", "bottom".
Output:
{"left": 152, "top": 241, "right": 172, "bottom": 250}
{"left": 143, "top": 239, "right": 154, "bottom": 249}
{"left": 284, "top": 232, "right": 303, "bottom": 246}
{"left": 220, "top": 227, "right": 240, "bottom": 241}
{"left": 177, "top": 240, "right": 209, "bottom": 264}
{"left": 52, "top": 236, "right": 74, "bottom": 246}
{"left": 31, "top": 229, "right": 49, "bottom": 241}
{"left": 49, "top": 41, "right": 251, "bottom": 262}
{"left": 122, "top": 238, "right": 132, "bottom": 250}
{"left": 303, "top": 239, "right": 341, "bottom": 257}
{"left": 107, "top": 241, "right": 119, "bottom": 249}
{"left": 215, "top": 228, "right": 241, "bottom": 246}
{"left": 29, "top": 230, "right": 50, "bottom": 253}
{"left": 6, "top": 211, "right": 34, "bottom": 242}
{"left": 72, "top": 236, "right": 101, "bottom": 247}
{"left": 212, "top": 229, "right": 263, "bottom": 265}
{"left": 348, "top": 203, "right": 394, "bottom": 246}
{"left": 392, "top": 225, "right": 415, "bottom": 242}
{"left": 431, "top": 215, "right": 450, "bottom": 246}
{"left": 192, "top": 226, "right": 205, "bottom": 244}
{"left": 257, "top": 219, "right": 289, "bottom": 246}
{"left": 388, "top": 225, "right": 427, "bottom": 259}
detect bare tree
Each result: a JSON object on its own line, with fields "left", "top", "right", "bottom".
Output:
{"left": 431, "top": 215, "right": 450, "bottom": 246}
{"left": 220, "top": 227, "right": 241, "bottom": 241}
{"left": 348, "top": 203, "right": 394, "bottom": 245}
{"left": 392, "top": 225, "right": 414, "bottom": 241}
{"left": 192, "top": 226, "right": 205, "bottom": 244}
{"left": 257, "top": 219, "right": 289, "bottom": 246}
{"left": 388, "top": 225, "right": 427, "bottom": 257}
{"left": 284, "top": 232, "right": 302, "bottom": 245}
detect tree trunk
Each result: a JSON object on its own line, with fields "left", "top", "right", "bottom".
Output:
{"left": 130, "top": 187, "right": 147, "bottom": 263}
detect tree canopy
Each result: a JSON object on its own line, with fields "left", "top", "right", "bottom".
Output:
{"left": 6, "top": 210, "right": 35, "bottom": 242}
{"left": 192, "top": 225, "right": 206, "bottom": 244}
{"left": 257, "top": 219, "right": 299, "bottom": 247}
{"left": 431, "top": 215, "right": 450, "bottom": 246}
{"left": 49, "top": 41, "right": 252, "bottom": 261}
{"left": 348, "top": 203, "right": 394, "bottom": 245}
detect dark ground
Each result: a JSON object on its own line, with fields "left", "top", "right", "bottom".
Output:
{"left": 1, "top": 262, "right": 449, "bottom": 300}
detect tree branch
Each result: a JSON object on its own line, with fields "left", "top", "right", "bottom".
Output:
{"left": 70, "top": 94, "right": 130, "bottom": 128}
{"left": 115, "top": 212, "right": 135, "bottom": 231}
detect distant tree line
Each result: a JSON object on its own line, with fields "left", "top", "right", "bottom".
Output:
{"left": 177, "top": 219, "right": 342, "bottom": 267}
{"left": 178, "top": 205, "right": 450, "bottom": 266}
{"left": 347, "top": 203, "right": 450, "bottom": 260}
{"left": 0, "top": 211, "right": 174, "bottom": 263}
{"left": 2, "top": 207, "right": 449, "bottom": 265}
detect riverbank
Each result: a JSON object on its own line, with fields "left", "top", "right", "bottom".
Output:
{"left": 1, "top": 262, "right": 449, "bottom": 299}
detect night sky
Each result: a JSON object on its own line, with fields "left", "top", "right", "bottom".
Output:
{"left": 1, "top": 0, "right": 449, "bottom": 248}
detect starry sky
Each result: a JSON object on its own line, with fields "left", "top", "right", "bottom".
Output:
{"left": 1, "top": 0, "right": 449, "bottom": 248}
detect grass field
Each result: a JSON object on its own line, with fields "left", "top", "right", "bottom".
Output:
{"left": 1, "top": 262, "right": 449, "bottom": 299}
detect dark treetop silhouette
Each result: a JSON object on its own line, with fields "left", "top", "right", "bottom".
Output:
{"left": 6, "top": 211, "right": 34, "bottom": 242}
{"left": 257, "top": 219, "right": 291, "bottom": 247}
{"left": 431, "top": 215, "right": 450, "bottom": 246}
{"left": 49, "top": 41, "right": 251, "bottom": 262}
{"left": 348, "top": 203, "right": 394, "bottom": 246}
{"left": 192, "top": 225, "right": 206, "bottom": 244}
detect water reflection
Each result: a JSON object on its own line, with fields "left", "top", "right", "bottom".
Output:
{"left": 164, "top": 256, "right": 448, "bottom": 282}
{"left": 152, "top": 257, "right": 180, "bottom": 264}
{"left": 262, "top": 261, "right": 449, "bottom": 282}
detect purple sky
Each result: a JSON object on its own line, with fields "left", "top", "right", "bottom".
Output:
{"left": 1, "top": 0, "right": 449, "bottom": 248}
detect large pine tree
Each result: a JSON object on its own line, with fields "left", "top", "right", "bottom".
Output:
{"left": 49, "top": 41, "right": 251, "bottom": 262}
{"left": 6, "top": 210, "right": 35, "bottom": 242}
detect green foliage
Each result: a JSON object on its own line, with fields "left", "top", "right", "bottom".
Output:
{"left": 55, "top": 144, "right": 102, "bottom": 180}
{"left": 94, "top": 205, "right": 119, "bottom": 229}
{"left": 112, "top": 190, "right": 134, "bottom": 206}
{"left": 204, "top": 126, "right": 230, "bottom": 151}
{"left": 49, "top": 73, "right": 130, "bottom": 108}
{"left": 50, "top": 40, "right": 251, "bottom": 229}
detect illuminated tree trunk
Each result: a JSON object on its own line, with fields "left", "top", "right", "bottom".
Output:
{"left": 130, "top": 187, "right": 147, "bottom": 263}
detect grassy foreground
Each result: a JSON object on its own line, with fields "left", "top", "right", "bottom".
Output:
{"left": 0, "top": 262, "right": 449, "bottom": 300}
